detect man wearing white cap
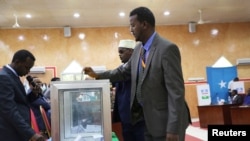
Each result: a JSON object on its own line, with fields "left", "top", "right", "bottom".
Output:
{"left": 112, "top": 39, "right": 145, "bottom": 141}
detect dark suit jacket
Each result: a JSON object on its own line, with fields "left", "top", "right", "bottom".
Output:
{"left": 0, "top": 66, "right": 35, "bottom": 141}
{"left": 232, "top": 94, "right": 243, "bottom": 105}
{"left": 97, "top": 33, "right": 191, "bottom": 137}
{"left": 112, "top": 65, "right": 132, "bottom": 124}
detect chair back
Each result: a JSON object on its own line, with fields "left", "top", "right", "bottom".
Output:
{"left": 30, "top": 109, "right": 40, "bottom": 133}
{"left": 40, "top": 105, "right": 51, "bottom": 137}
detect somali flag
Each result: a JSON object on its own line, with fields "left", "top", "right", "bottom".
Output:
{"left": 206, "top": 66, "right": 237, "bottom": 104}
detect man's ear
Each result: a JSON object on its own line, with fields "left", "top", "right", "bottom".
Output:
{"left": 142, "top": 21, "right": 149, "bottom": 29}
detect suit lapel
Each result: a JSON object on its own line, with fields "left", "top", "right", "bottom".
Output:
{"left": 141, "top": 34, "right": 158, "bottom": 79}
{"left": 134, "top": 43, "right": 142, "bottom": 74}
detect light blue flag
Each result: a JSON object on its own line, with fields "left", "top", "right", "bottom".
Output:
{"left": 206, "top": 66, "right": 237, "bottom": 104}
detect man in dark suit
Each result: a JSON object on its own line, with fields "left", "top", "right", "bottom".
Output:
{"left": 0, "top": 49, "right": 46, "bottom": 141}
{"left": 84, "top": 6, "right": 191, "bottom": 141}
{"left": 112, "top": 39, "right": 145, "bottom": 141}
{"left": 231, "top": 89, "right": 243, "bottom": 105}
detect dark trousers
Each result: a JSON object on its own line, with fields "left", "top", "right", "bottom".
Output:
{"left": 144, "top": 127, "right": 186, "bottom": 141}
{"left": 121, "top": 120, "right": 145, "bottom": 141}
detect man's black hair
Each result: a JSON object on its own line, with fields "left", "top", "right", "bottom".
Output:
{"left": 11, "top": 49, "right": 36, "bottom": 63}
{"left": 129, "top": 7, "right": 155, "bottom": 27}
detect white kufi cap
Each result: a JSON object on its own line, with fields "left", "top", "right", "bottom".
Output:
{"left": 118, "top": 39, "right": 136, "bottom": 49}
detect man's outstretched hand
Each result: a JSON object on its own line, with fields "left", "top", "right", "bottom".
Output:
{"left": 83, "top": 67, "right": 98, "bottom": 79}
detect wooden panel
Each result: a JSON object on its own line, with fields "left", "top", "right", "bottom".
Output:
{"left": 230, "top": 106, "right": 250, "bottom": 124}
{"left": 197, "top": 105, "right": 233, "bottom": 128}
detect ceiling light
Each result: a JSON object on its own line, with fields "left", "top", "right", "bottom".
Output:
{"left": 18, "top": 35, "right": 24, "bottom": 41}
{"left": 211, "top": 29, "right": 219, "bottom": 36}
{"left": 119, "top": 12, "right": 125, "bottom": 17}
{"left": 163, "top": 11, "right": 170, "bottom": 16}
{"left": 42, "top": 35, "right": 49, "bottom": 41}
{"left": 25, "top": 14, "right": 32, "bottom": 18}
{"left": 73, "top": 13, "right": 80, "bottom": 18}
{"left": 78, "top": 33, "right": 85, "bottom": 40}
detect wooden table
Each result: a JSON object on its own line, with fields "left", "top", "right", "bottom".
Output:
{"left": 197, "top": 104, "right": 233, "bottom": 128}
{"left": 230, "top": 105, "right": 250, "bottom": 124}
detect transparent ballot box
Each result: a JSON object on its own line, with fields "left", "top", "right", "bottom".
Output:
{"left": 50, "top": 80, "right": 111, "bottom": 141}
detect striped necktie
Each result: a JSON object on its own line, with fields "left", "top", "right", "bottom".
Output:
{"left": 141, "top": 48, "right": 146, "bottom": 69}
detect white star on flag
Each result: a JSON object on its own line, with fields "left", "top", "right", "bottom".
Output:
{"left": 218, "top": 80, "right": 227, "bottom": 88}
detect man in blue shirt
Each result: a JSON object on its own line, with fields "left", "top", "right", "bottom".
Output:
{"left": 84, "top": 7, "right": 191, "bottom": 141}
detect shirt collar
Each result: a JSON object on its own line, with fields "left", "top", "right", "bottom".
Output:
{"left": 142, "top": 31, "right": 156, "bottom": 51}
{"left": 6, "top": 64, "right": 19, "bottom": 77}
